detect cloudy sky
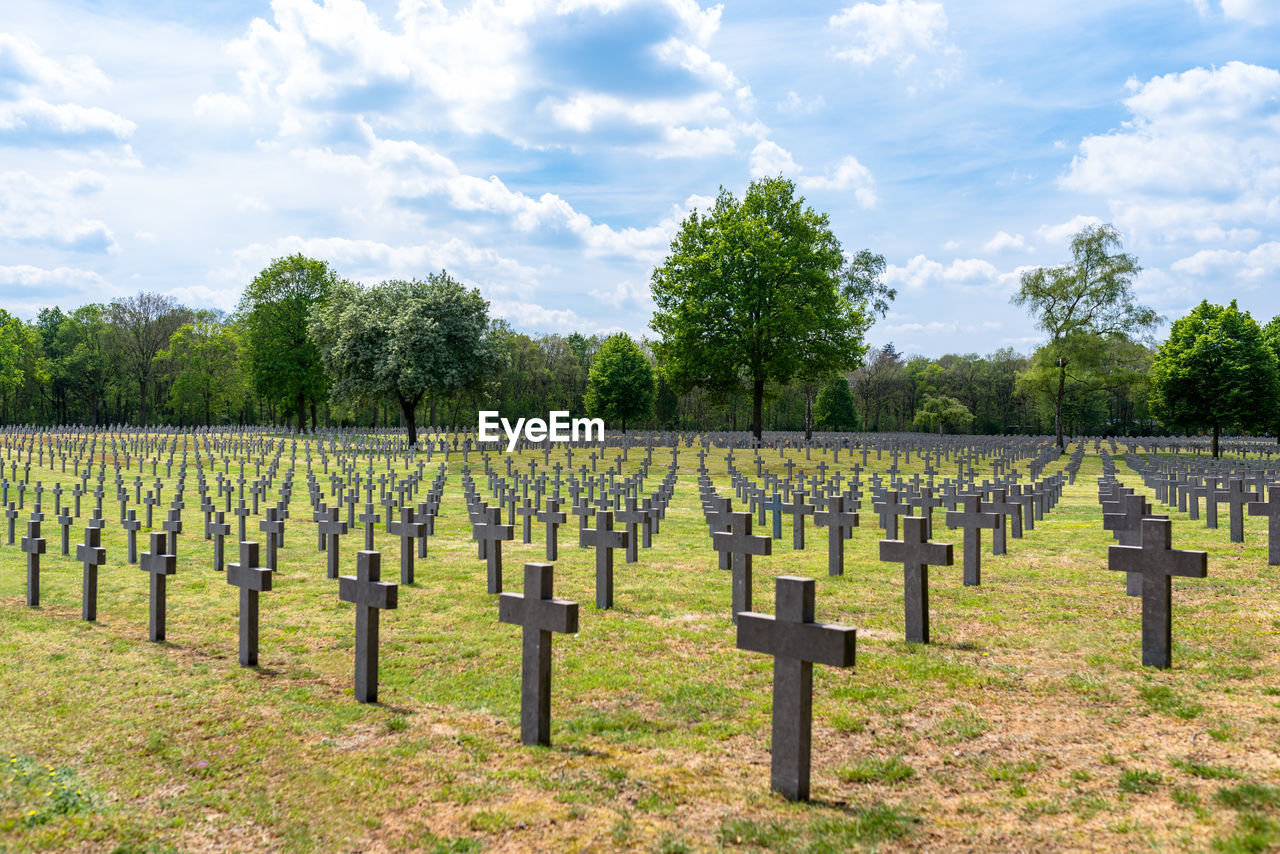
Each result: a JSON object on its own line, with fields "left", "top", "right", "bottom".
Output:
{"left": 1, "top": 0, "right": 1277, "bottom": 356}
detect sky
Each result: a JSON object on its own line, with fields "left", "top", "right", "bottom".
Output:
{"left": 1, "top": 0, "right": 1278, "bottom": 358}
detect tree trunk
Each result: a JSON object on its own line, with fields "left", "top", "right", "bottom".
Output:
{"left": 1054, "top": 362, "right": 1066, "bottom": 451}
{"left": 310, "top": 401, "right": 317, "bottom": 431}
{"left": 1212, "top": 424, "right": 1220, "bottom": 459}
{"left": 296, "top": 390, "right": 305, "bottom": 433}
{"left": 139, "top": 378, "right": 148, "bottom": 428}
{"left": 429, "top": 396, "right": 437, "bottom": 431}
{"left": 804, "top": 384, "right": 814, "bottom": 441}
{"left": 751, "top": 378, "right": 764, "bottom": 440}
{"left": 399, "top": 395, "right": 419, "bottom": 446}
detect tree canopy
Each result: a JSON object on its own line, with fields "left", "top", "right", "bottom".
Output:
{"left": 814, "top": 373, "right": 858, "bottom": 431}
{"left": 583, "top": 333, "right": 654, "bottom": 433}
{"left": 1149, "top": 300, "right": 1280, "bottom": 458}
{"left": 237, "top": 254, "right": 340, "bottom": 432}
{"left": 650, "top": 176, "right": 880, "bottom": 440}
{"left": 1010, "top": 224, "right": 1158, "bottom": 450}
{"left": 913, "top": 394, "right": 974, "bottom": 434}
{"left": 309, "top": 273, "right": 495, "bottom": 446}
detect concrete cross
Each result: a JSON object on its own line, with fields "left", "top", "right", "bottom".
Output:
{"left": 358, "top": 503, "right": 381, "bottom": 550}
{"left": 498, "top": 562, "right": 580, "bottom": 746}
{"left": 227, "top": 540, "right": 273, "bottom": 667}
{"left": 76, "top": 525, "right": 107, "bottom": 621}
{"left": 161, "top": 508, "right": 183, "bottom": 558}
{"left": 873, "top": 489, "right": 911, "bottom": 540}
{"left": 318, "top": 506, "right": 348, "bottom": 579}
{"left": 981, "top": 488, "right": 1020, "bottom": 556}
{"left": 140, "top": 532, "right": 177, "bottom": 642}
{"left": 812, "top": 495, "right": 858, "bottom": 577}
{"left": 387, "top": 506, "right": 424, "bottom": 584}
{"left": 879, "top": 516, "right": 953, "bottom": 643}
{"left": 475, "top": 506, "right": 514, "bottom": 594}
{"left": 535, "top": 497, "right": 567, "bottom": 561}
{"left": 1222, "top": 477, "right": 1258, "bottom": 543}
{"left": 207, "top": 511, "right": 231, "bottom": 572}
{"left": 712, "top": 510, "right": 772, "bottom": 622}
{"left": 737, "top": 576, "right": 856, "bottom": 802}
{"left": 338, "top": 550, "right": 398, "bottom": 703}
{"left": 21, "top": 519, "right": 46, "bottom": 607}
{"left": 579, "top": 509, "right": 628, "bottom": 609}
{"left": 614, "top": 497, "right": 648, "bottom": 563}
{"left": 258, "top": 507, "right": 284, "bottom": 571}
{"left": 1247, "top": 484, "right": 1280, "bottom": 566}
{"left": 1107, "top": 517, "right": 1207, "bottom": 668}
{"left": 944, "top": 495, "right": 998, "bottom": 586}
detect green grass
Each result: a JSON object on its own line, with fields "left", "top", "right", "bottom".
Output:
{"left": 0, "top": 437, "right": 1276, "bottom": 850}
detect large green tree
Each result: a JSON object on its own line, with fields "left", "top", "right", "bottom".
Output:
{"left": 1010, "top": 224, "right": 1158, "bottom": 450}
{"left": 583, "top": 333, "right": 654, "bottom": 433}
{"left": 1149, "top": 300, "right": 1280, "bottom": 458}
{"left": 1264, "top": 316, "right": 1280, "bottom": 443}
{"left": 650, "top": 176, "right": 876, "bottom": 440}
{"left": 309, "top": 272, "right": 494, "bottom": 446}
{"left": 238, "top": 254, "right": 339, "bottom": 431}
{"left": 814, "top": 373, "right": 859, "bottom": 431}
{"left": 913, "top": 394, "right": 974, "bottom": 434}
{"left": 160, "top": 313, "right": 247, "bottom": 425}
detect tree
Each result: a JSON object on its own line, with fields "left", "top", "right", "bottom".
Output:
{"left": 107, "top": 292, "right": 189, "bottom": 427}
{"left": 309, "top": 273, "right": 495, "bottom": 446}
{"left": 651, "top": 176, "right": 876, "bottom": 439}
{"left": 59, "top": 305, "right": 114, "bottom": 426}
{"left": 583, "top": 333, "right": 654, "bottom": 432}
{"left": 1264, "top": 316, "right": 1280, "bottom": 443}
{"left": 913, "top": 395, "right": 974, "bottom": 434}
{"left": 1149, "top": 300, "right": 1280, "bottom": 458}
{"left": 1010, "top": 224, "right": 1158, "bottom": 450}
{"left": 814, "top": 373, "right": 859, "bottom": 430}
{"left": 238, "top": 254, "right": 339, "bottom": 432}
{"left": 160, "top": 313, "right": 247, "bottom": 425}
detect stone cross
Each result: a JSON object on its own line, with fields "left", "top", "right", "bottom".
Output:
{"left": 879, "top": 516, "right": 953, "bottom": 643}
{"left": 1107, "top": 517, "right": 1207, "bottom": 668}
{"left": 161, "top": 508, "right": 183, "bottom": 558}
{"left": 1247, "top": 484, "right": 1280, "bottom": 566}
{"left": 712, "top": 510, "right": 772, "bottom": 622}
{"left": 358, "top": 503, "right": 380, "bottom": 550}
{"left": 498, "top": 562, "right": 580, "bottom": 746}
{"left": 207, "top": 511, "right": 231, "bottom": 572}
{"left": 21, "top": 519, "right": 46, "bottom": 608}
{"left": 1222, "top": 477, "right": 1258, "bottom": 543}
{"left": 535, "top": 497, "right": 566, "bottom": 561}
{"left": 227, "top": 540, "right": 274, "bottom": 667}
{"left": 319, "top": 506, "right": 348, "bottom": 579}
{"left": 1103, "top": 493, "right": 1164, "bottom": 597}
{"left": 813, "top": 495, "right": 858, "bottom": 576}
{"left": 140, "top": 532, "right": 177, "bottom": 642}
{"left": 387, "top": 506, "right": 424, "bottom": 584}
{"left": 122, "top": 509, "right": 141, "bottom": 564}
{"left": 781, "top": 491, "right": 813, "bottom": 550}
{"left": 874, "top": 489, "right": 911, "bottom": 540}
{"left": 944, "top": 495, "right": 998, "bottom": 586}
{"left": 736, "top": 575, "right": 856, "bottom": 802}
{"left": 476, "top": 506, "right": 514, "bottom": 594}
{"left": 338, "top": 550, "right": 398, "bottom": 703}
{"left": 981, "top": 489, "right": 1019, "bottom": 556}
{"left": 259, "top": 507, "right": 284, "bottom": 571}
{"left": 579, "top": 510, "right": 628, "bottom": 609}
{"left": 76, "top": 525, "right": 107, "bottom": 621}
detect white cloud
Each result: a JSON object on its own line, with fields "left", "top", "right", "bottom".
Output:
{"left": 1169, "top": 241, "right": 1280, "bottom": 284}
{"left": 589, "top": 278, "right": 652, "bottom": 309}
{"left": 1036, "top": 214, "right": 1104, "bottom": 245}
{"left": 0, "top": 34, "right": 109, "bottom": 99}
{"left": 748, "top": 142, "right": 876, "bottom": 207}
{"left": 1061, "top": 62, "right": 1280, "bottom": 244}
{"left": 1191, "top": 0, "right": 1277, "bottom": 23}
{"left": 828, "top": 0, "right": 958, "bottom": 78}
{"left": 882, "top": 254, "right": 1002, "bottom": 291}
{"left": 0, "top": 99, "right": 135, "bottom": 141}
{"left": 0, "top": 170, "right": 118, "bottom": 252}
{"left": 224, "top": 234, "right": 546, "bottom": 298}
{"left": 748, "top": 140, "right": 799, "bottom": 176}
{"left": 982, "top": 230, "right": 1031, "bottom": 253}
{"left": 778, "top": 91, "right": 825, "bottom": 115}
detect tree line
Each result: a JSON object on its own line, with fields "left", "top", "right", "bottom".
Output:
{"left": 0, "top": 176, "right": 1275, "bottom": 450}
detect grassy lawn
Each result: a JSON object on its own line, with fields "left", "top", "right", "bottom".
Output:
{"left": 1, "top": 438, "right": 1278, "bottom": 852}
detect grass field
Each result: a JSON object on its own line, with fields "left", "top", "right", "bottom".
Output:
{"left": 1, "top": 442, "right": 1279, "bottom": 852}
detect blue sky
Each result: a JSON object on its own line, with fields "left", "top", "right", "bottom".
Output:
{"left": 1, "top": 0, "right": 1278, "bottom": 357}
